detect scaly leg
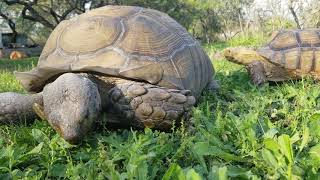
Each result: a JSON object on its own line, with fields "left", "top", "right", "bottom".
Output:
{"left": 206, "top": 79, "right": 219, "bottom": 92}
{"left": 105, "top": 80, "right": 196, "bottom": 130}
{"left": 0, "top": 92, "right": 42, "bottom": 124}
{"left": 246, "top": 60, "right": 267, "bottom": 86}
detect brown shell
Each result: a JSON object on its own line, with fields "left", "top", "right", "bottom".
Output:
{"left": 15, "top": 6, "right": 213, "bottom": 96}
{"left": 258, "top": 29, "right": 320, "bottom": 74}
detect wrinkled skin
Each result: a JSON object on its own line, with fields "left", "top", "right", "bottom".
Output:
{"left": 0, "top": 73, "right": 198, "bottom": 144}
{"left": 0, "top": 92, "right": 42, "bottom": 124}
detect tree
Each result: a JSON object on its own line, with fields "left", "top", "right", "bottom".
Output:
{"left": 2, "top": 0, "right": 256, "bottom": 43}
{"left": 299, "top": 0, "right": 320, "bottom": 28}
{"left": 216, "top": 0, "right": 254, "bottom": 40}
{"left": 0, "top": 2, "right": 19, "bottom": 43}
{"left": 3, "top": 0, "right": 88, "bottom": 29}
{"left": 183, "top": 0, "right": 254, "bottom": 41}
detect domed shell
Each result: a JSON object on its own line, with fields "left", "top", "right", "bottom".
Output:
{"left": 258, "top": 29, "right": 320, "bottom": 74}
{"left": 15, "top": 6, "right": 214, "bottom": 96}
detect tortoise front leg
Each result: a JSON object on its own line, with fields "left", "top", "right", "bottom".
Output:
{"left": 0, "top": 92, "right": 43, "bottom": 124}
{"left": 206, "top": 79, "right": 220, "bottom": 92}
{"left": 246, "top": 60, "right": 267, "bottom": 86}
{"left": 105, "top": 80, "right": 196, "bottom": 130}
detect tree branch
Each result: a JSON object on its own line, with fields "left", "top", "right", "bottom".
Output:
{"left": 3, "top": 0, "right": 78, "bottom": 29}
{"left": 21, "top": 6, "right": 55, "bottom": 29}
{"left": 0, "top": 9, "right": 18, "bottom": 43}
{"left": 60, "top": 4, "right": 77, "bottom": 21}
{"left": 288, "top": 0, "right": 301, "bottom": 29}
{"left": 49, "top": 8, "right": 60, "bottom": 24}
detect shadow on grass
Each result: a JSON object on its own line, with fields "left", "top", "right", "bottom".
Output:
{"left": 215, "top": 70, "right": 252, "bottom": 90}
{"left": 0, "top": 57, "right": 38, "bottom": 72}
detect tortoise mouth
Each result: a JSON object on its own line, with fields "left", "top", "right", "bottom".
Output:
{"left": 52, "top": 122, "right": 84, "bottom": 144}
{"left": 60, "top": 127, "right": 82, "bottom": 144}
{"left": 222, "top": 48, "right": 232, "bottom": 58}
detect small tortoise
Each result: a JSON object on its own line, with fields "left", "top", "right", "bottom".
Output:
{"left": 0, "top": 6, "right": 216, "bottom": 143}
{"left": 224, "top": 29, "right": 320, "bottom": 85}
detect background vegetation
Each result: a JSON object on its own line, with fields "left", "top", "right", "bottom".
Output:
{"left": 2, "top": 0, "right": 320, "bottom": 44}
{"left": 1, "top": 0, "right": 320, "bottom": 179}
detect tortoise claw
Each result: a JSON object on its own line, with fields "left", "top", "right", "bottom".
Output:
{"left": 246, "top": 61, "right": 267, "bottom": 86}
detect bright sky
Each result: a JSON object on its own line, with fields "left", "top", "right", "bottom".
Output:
{"left": 251, "top": 0, "right": 289, "bottom": 14}
{"left": 246, "top": 0, "right": 300, "bottom": 20}
{"left": 251, "top": 0, "right": 312, "bottom": 13}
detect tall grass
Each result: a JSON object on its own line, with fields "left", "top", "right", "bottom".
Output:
{"left": 227, "top": 32, "right": 268, "bottom": 48}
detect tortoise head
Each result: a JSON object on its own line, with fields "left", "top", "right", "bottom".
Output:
{"left": 223, "top": 47, "right": 265, "bottom": 65}
{"left": 40, "top": 73, "right": 102, "bottom": 144}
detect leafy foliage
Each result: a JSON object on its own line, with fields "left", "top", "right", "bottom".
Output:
{"left": 2, "top": 0, "right": 254, "bottom": 44}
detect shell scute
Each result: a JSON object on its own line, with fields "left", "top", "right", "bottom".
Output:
{"left": 269, "top": 31, "right": 297, "bottom": 50}
{"left": 59, "top": 17, "right": 122, "bottom": 54}
{"left": 283, "top": 48, "right": 299, "bottom": 70}
{"left": 117, "top": 10, "right": 193, "bottom": 58}
{"left": 299, "top": 49, "right": 314, "bottom": 73}
{"left": 314, "top": 50, "right": 320, "bottom": 73}
{"left": 298, "top": 29, "right": 320, "bottom": 45}
{"left": 73, "top": 50, "right": 126, "bottom": 74}
{"left": 40, "top": 20, "right": 71, "bottom": 61}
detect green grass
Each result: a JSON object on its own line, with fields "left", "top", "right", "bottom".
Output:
{"left": 1, "top": 39, "right": 320, "bottom": 179}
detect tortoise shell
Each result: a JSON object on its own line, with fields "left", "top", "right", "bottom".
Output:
{"left": 258, "top": 29, "right": 320, "bottom": 74}
{"left": 15, "top": 6, "right": 214, "bottom": 96}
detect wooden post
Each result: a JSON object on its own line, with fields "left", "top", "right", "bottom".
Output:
{"left": 0, "top": 31, "right": 3, "bottom": 58}
{"left": 0, "top": 32, "right": 3, "bottom": 48}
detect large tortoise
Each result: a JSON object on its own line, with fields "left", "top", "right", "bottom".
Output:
{"left": 0, "top": 6, "right": 216, "bottom": 144}
{"left": 223, "top": 29, "right": 320, "bottom": 85}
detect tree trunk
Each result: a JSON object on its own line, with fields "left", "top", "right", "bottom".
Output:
{"left": 0, "top": 33, "right": 3, "bottom": 48}
{"left": 222, "top": 30, "right": 228, "bottom": 41}
{"left": 3, "top": 0, "right": 85, "bottom": 30}
{"left": 0, "top": 11, "right": 17, "bottom": 43}
{"left": 238, "top": 10, "right": 243, "bottom": 33}
{"left": 223, "top": 19, "right": 229, "bottom": 40}
{"left": 288, "top": 0, "right": 301, "bottom": 29}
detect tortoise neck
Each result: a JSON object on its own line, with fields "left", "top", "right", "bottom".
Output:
{"left": 224, "top": 48, "right": 266, "bottom": 65}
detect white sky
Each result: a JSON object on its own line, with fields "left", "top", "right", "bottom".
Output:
{"left": 251, "top": 0, "right": 312, "bottom": 13}
{"left": 246, "top": 0, "right": 299, "bottom": 20}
